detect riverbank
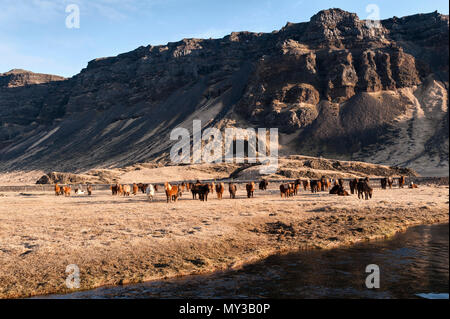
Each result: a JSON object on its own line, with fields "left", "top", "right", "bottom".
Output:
{"left": 41, "top": 223, "right": 449, "bottom": 299}
{"left": 0, "top": 185, "right": 448, "bottom": 298}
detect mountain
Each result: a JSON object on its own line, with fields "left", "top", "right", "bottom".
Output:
{"left": 0, "top": 9, "right": 448, "bottom": 175}
{"left": 0, "top": 69, "right": 65, "bottom": 88}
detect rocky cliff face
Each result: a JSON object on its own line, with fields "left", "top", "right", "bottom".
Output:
{"left": 0, "top": 69, "right": 65, "bottom": 88}
{"left": 0, "top": 9, "right": 448, "bottom": 175}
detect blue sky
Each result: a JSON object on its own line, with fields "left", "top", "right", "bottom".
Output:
{"left": 0, "top": 0, "right": 448, "bottom": 77}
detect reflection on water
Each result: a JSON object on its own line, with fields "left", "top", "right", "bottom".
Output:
{"left": 47, "top": 223, "right": 449, "bottom": 299}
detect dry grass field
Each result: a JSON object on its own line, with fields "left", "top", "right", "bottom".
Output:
{"left": 0, "top": 182, "right": 448, "bottom": 298}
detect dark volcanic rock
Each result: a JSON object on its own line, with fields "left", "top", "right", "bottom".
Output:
{"left": 36, "top": 172, "right": 89, "bottom": 184}
{"left": 0, "top": 69, "right": 65, "bottom": 88}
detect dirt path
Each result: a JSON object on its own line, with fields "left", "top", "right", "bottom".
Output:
{"left": 0, "top": 184, "right": 448, "bottom": 298}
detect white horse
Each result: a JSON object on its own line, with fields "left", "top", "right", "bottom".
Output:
{"left": 146, "top": 184, "right": 155, "bottom": 201}
{"left": 75, "top": 184, "right": 84, "bottom": 195}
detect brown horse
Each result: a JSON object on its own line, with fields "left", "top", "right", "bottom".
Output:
{"left": 293, "top": 183, "right": 300, "bottom": 195}
{"left": 132, "top": 183, "right": 139, "bottom": 195}
{"left": 310, "top": 180, "right": 319, "bottom": 193}
{"left": 191, "top": 181, "right": 209, "bottom": 201}
{"left": 259, "top": 179, "right": 269, "bottom": 191}
{"left": 381, "top": 178, "right": 387, "bottom": 189}
{"left": 387, "top": 177, "right": 393, "bottom": 189}
{"left": 164, "top": 182, "right": 179, "bottom": 203}
{"left": 228, "top": 183, "right": 237, "bottom": 199}
{"left": 302, "top": 179, "right": 310, "bottom": 191}
{"left": 287, "top": 183, "right": 295, "bottom": 196}
{"left": 280, "top": 184, "right": 292, "bottom": 198}
{"left": 357, "top": 180, "right": 373, "bottom": 200}
{"left": 110, "top": 184, "right": 118, "bottom": 195}
{"left": 55, "top": 183, "right": 61, "bottom": 196}
{"left": 197, "top": 184, "right": 210, "bottom": 201}
{"left": 246, "top": 182, "right": 255, "bottom": 198}
{"left": 399, "top": 176, "right": 406, "bottom": 188}
{"left": 63, "top": 186, "right": 71, "bottom": 197}
{"left": 329, "top": 184, "right": 340, "bottom": 194}
{"left": 191, "top": 181, "right": 200, "bottom": 199}
{"left": 320, "top": 176, "right": 329, "bottom": 191}
{"left": 209, "top": 182, "right": 215, "bottom": 195}
{"left": 215, "top": 183, "right": 225, "bottom": 199}
{"left": 349, "top": 178, "right": 358, "bottom": 195}
{"left": 137, "top": 183, "right": 148, "bottom": 193}
{"left": 122, "top": 185, "right": 131, "bottom": 196}
{"left": 330, "top": 184, "right": 350, "bottom": 196}
{"left": 409, "top": 182, "right": 418, "bottom": 189}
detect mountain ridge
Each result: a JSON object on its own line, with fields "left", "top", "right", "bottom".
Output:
{"left": 0, "top": 69, "right": 65, "bottom": 88}
{"left": 0, "top": 9, "right": 448, "bottom": 175}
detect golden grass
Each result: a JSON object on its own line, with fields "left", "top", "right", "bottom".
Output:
{"left": 0, "top": 184, "right": 448, "bottom": 298}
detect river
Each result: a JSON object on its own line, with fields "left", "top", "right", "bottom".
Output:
{"left": 45, "top": 223, "right": 449, "bottom": 299}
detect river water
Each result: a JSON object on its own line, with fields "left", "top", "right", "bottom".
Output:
{"left": 47, "top": 223, "right": 449, "bottom": 299}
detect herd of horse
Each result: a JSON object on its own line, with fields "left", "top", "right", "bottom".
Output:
{"left": 54, "top": 175, "right": 415, "bottom": 203}
{"left": 54, "top": 183, "right": 92, "bottom": 197}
